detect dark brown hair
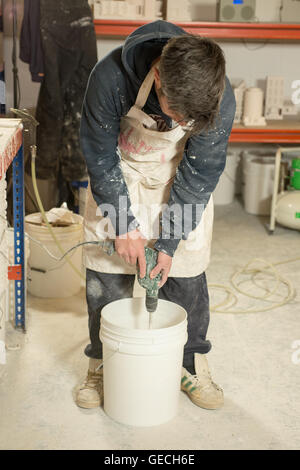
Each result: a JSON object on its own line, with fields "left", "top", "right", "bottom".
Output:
{"left": 159, "top": 34, "right": 226, "bottom": 135}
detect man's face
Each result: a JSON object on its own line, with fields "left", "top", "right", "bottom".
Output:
{"left": 154, "top": 67, "right": 187, "bottom": 127}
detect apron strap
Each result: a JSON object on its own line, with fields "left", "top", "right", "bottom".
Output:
{"left": 135, "top": 66, "right": 156, "bottom": 110}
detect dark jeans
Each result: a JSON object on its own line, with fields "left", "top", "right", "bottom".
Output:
{"left": 85, "top": 269, "right": 212, "bottom": 375}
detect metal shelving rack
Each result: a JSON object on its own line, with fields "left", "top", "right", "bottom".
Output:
{"left": 11, "top": 144, "right": 25, "bottom": 330}
{"left": 93, "top": 20, "right": 300, "bottom": 144}
{"left": 94, "top": 20, "right": 300, "bottom": 40}
{"left": 0, "top": 120, "right": 25, "bottom": 332}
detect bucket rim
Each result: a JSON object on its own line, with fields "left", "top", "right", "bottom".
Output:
{"left": 25, "top": 222, "right": 82, "bottom": 232}
{"left": 25, "top": 211, "right": 83, "bottom": 227}
{"left": 101, "top": 297, "right": 187, "bottom": 336}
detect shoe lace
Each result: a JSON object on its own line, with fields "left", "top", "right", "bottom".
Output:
{"left": 82, "top": 370, "right": 103, "bottom": 390}
{"left": 187, "top": 370, "right": 221, "bottom": 392}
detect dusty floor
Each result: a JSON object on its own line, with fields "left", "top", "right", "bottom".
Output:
{"left": 0, "top": 199, "right": 299, "bottom": 450}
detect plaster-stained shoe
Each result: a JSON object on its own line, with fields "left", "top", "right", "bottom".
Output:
{"left": 75, "top": 359, "right": 103, "bottom": 409}
{"left": 181, "top": 354, "right": 224, "bottom": 410}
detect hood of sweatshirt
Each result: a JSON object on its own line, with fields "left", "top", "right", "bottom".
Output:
{"left": 121, "top": 20, "right": 187, "bottom": 90}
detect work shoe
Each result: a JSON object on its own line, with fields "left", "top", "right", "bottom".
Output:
{"left": 75, "top": 359, "right": 103, "bottom": 409}
{"left": 181, "top": 353, "right": 224, "bottom": 410}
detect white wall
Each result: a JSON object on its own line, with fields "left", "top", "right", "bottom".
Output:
{"left": 220, "top": 41, "right": 300, "bottom": 104}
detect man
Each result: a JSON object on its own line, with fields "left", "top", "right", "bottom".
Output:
{"left": 78, "top": 20, "right": 236, "bottom": 410}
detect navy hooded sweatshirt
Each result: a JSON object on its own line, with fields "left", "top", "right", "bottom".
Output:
{"left": 80, "top": 20, "right": 236, "bottom": 258}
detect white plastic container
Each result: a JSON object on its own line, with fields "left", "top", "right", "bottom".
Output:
{"left": 100, "top": 297, "right": 187, "bottom": 427}
{"left": 213, "top": 152, "right": 240, "bottom": 205}
{"left": 276, "top": 191, "right": 300, "bottom": 230}
{"left": 25, "top": 214, "right": 83, "bottom": 298}
{"left": 243, "top": 155, "right": 275, "bottom": 215}
{"left": 243, "top": 87, "right": 266, "bottom": 126}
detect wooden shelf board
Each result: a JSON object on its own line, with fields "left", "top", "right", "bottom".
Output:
{"left": 94, "top": 20, "right": 300, "bottom": 40}
{"left": 230, "top": 120, "right": 300, "bottom": 143}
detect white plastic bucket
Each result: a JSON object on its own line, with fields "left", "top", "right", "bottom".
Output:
{"left": 243, "top": 155, "right": 275, "bottom": 215}
{"left": 213, "top": 152, "right": 240, "bottom": 205}
{"left": 100, "top": 297, "right": 187, "bottom": 427}
{"left": 25, "top": 213, "right": 83, "bottom": 298}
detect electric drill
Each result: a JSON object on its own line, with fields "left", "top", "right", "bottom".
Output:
{"left": 101, "top": 242, "right": 161, "bottom": 315}
{"left": 137, "top": 247, "right": 161, "bottom": 314}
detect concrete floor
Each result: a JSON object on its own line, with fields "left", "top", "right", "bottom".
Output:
{"left": 0, "top": 199, "right": 300, "bottom": 450}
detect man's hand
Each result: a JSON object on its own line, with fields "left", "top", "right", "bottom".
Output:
{"left": 115, "top": 229, "right": 146, "bottom": 278}
{"left": 150, "top": 252, "right": 172, "bottom": 288}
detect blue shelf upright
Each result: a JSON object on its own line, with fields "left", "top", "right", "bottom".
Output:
{"left": 12, "top": 144, "right": 25, "bottom": 331}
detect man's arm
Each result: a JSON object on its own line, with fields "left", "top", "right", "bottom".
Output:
{"left": 80, "top": 60, "right": 139, "bottom": 237}
{"left": 154, "top": 77, "right": 236, "bottom": 257}
{"left": 80, "top": 59, "right": 146, "bottom": 277}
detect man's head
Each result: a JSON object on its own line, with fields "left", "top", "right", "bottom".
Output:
{"left": 154, "top": 34, "right": 226, "bottom": 135}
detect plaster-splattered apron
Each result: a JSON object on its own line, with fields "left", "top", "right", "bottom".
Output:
{"left": 83, "top": 66, "right": 214, "bottom": 277}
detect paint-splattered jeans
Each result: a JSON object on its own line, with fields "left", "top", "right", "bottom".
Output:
{"left": 85, "top": 269, "right": 212, "bottom": 375}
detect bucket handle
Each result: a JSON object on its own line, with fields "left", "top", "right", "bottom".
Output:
{"left": 95, "top": 342, "right": 122, "bottom": 372}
